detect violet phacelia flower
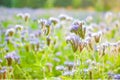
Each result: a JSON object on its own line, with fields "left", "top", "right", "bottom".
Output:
{"left": 4, "top": 51, "right": 20, "bottom": 66}
{"left": 66, "top": 33, "right": 86, "bottom": 52}
{"left": 70, "top": 20, "right": 86, "bottom": 39}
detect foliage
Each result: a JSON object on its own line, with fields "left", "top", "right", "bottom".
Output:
{"left": 0, "top": 0, "right": 119, "bottom": 11}
{"left": 72, "top": 0, "right": 82, "bottom": 8}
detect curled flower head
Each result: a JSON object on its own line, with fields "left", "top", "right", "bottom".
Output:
{"left": 34, "top": 30, "right": 41, "bottom": 38}
{"left": 72, "top": 20, "right": 85, "bottom": 26}
{"left": 98, "top": 22, "right": 107, "bottom": 30}
{"left": 110, "top": 43, "right": 118, "bottom": 48}
{"left": 38, "top": 19, "right": 46, "bottom": 28}
{"left": 30, "top": 33, "right": 36, "bottom": 39}
{"left": 0, "top": 66, "right": 7, "bottom": 79}
{"left": 45, "top": 62, "right": 53, "bottom": 72}
{"left": 64, "top": 61, "right": 74, "bottom": 68}
{"left": 15, "top": 25, "right": 23, "bottom": 31}
{"left": 16, "top": 13, "right": 24, "bottom": 19}
{"left": 24, "top": 13, "right": 30, "bottom": 22}
{"left": 62, "top": 71, "right": 75, "bottom": 76}
{"left": 108, "top": 71, "right": 114, "bottom": 78}
{"left": 49, "top": 17, "right": 59, "bottom": 25}
{"left": 91, "top": 61, "right": 97, "bottom": 66}
{"left": 56, "top": 65, "right": 65, "bottom": 71}
{"left": 109, "top": 42, "right": 119, "bottom": 53}
{"left": 45, "top": 20, "right": 52, "bottom": 27}
{"left": 30, "top": 38, "right": 40, "bottom": 51}
{"left": 113, "top": 74, "right": 120, "bottom": 79}
{"left": 78, "top": 40, "right": 87, "bottom": 52}
{"left": 105, "top": 12, "right": 113, "bottom": 24}
{"left": 13, "top": 55, "right": 20, "bottom": 64}
{"left": 5, "top": 28, "right": 15, "bottom": 37}
{"left": 113, "top": 20, "right": 120, "bottom": 28}
{"left": 70, "top": 24, "right": 79, "bottom": 34}
{"left": 53, "top": 57, "right": 60, "bottom": 62}
{"left": 4, "top": 47, "right": 9, "bottom": 52}
{"left": 83, "top": 68, "right": 89, "bottom": 73}
{"left": 86, "top": 16, "right": 93, "bottom": 23}
{"left": 5, "top": 51, "right": 20, "bottom": 66}
{"left": 66, "top": 33, "right": 80, "bottom": 52}
{"left": 45, "top": 20, "right": 52, "bottom": 35}
{"left": 97, "top": 42, "right": 109, "bottom": 56}
{"left": 58, "top": 14, "right": 68, "bottom": 21}
{"left": 92, "top": 32, "right": 102, "bottom": 43}
{"left": 85, "top": 37, "right": 93, "bottom": 50}
{"left": 66, "top": 16, "right": 73, "bottom": 21}
{"left": 70, "top": 20, "right": 86, "bottom": 39}
{"left": 64, "top": 61, "right": 79, "bottom": 70}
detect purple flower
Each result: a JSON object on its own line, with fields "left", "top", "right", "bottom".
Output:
{"left": 45, "top": 20, "right": 52, "bottom": 28}
{"left": 5, "top": 51, "right": 20, "bottom": 66}
{"left": 70, "top": 24, "right": 79, "bottom": 32}
{"left": 114, "top": 74, "right": 120, "bottom": 79}
{"left": 56, "top": 65, "right": 65, "bottom": 71}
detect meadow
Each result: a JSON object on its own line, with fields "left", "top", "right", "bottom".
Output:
{"left": 0, "top": 8, "right": 120, "bottom": 79}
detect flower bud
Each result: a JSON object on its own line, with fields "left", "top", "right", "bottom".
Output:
{"left": 45, "top": 62, "right": 53, "bottom": 72}
{"left": 5, "top": 28, "right": 15, "bottom": 37}
{"left": 25, "top": 43, "right": 30, "bottom": 52}
{"left": 46, "top": 36, "right": 51, "bottom": 46}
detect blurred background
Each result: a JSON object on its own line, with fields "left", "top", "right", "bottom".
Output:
{"left": 0, "top": 0, "right": 120, "bottom": 11}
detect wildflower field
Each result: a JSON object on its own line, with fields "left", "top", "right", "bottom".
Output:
{"left": 0, "top": 8, "right": 120, "bottom": 79}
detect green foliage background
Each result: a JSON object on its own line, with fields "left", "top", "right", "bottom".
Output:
{"left": 0, "top": 0, "right": 120, "bottom": 11}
